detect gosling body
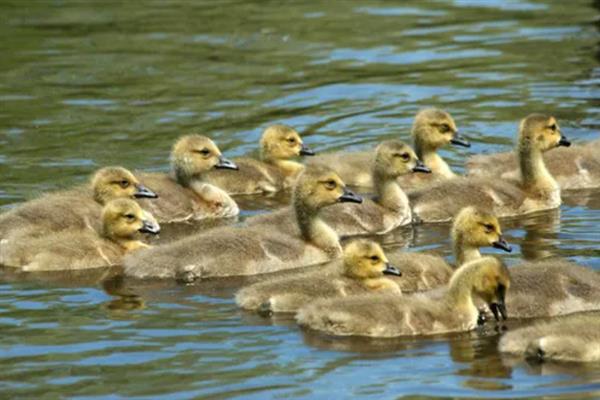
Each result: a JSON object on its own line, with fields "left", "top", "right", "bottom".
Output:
{"left": 136, "top": 134, "right": 239, "bottom": 223}
{"left": 204, "top": 125, "right": 315, "bottom": 194}
{"left": 308, "top": 108, "right": 469, "bottom": 189}
{"left": 297, "top": 257, "right": 510, "bottom": 337}
{"left": 499, "top": 312, "right": 600, "bottom": 362}
{"left": 123, "top": 165, "right": 362, "bottom": 280}
{"left": 467, "top": 139, "right": 600, "bottom": 190}
{"left": 409, "top": 114, "right": 571, "bottom": 223}
{"left": 236, "top": 240, "right": 401, "bottom": 314}
{"left": 0, "top": 199, "right": 160, "bottom": 271}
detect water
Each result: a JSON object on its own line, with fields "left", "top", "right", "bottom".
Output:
{"left": 1, "top": 0, "right": 600, "bottom": 398}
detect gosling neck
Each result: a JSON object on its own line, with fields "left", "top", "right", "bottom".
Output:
{"left": 261, "top": 151, "right": 304, "bottom": 178}
{"left": 447, "top": 264, "right": 480, "bottom": 315}
{"left": 414, "top": 138, "right": 455, "bottom": 178}
{"left": 171, "top": 160, "right": 204, "bottom": 188}
{"left": 102, "top": 228, "right": 149, "bottom": 253}
{"left": 518, "top": 140, "right": 558, "bottom": 195}
{"left": 294, "top": 196, "right": 341, "bottom": 257}
{"left": 452, "top": 230, "right": 481, "bottom": 267}
{"left": 373, "top": 168, "right": 410, "bottom": 213}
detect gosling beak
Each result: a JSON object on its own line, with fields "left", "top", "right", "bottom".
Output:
{"left": 139, "top": 219, "right": 160, "bottom": 235}
{"left": 412, "top": 159, "right": 432, "bottom": 174}
{"left": 338, "top": 187, "right": 363, "bottom": 204}
{"left": 558, "top": 135, "right": 571, "bottom": 147}
{"left": 450, "top": 132, "right": 471, "bottom": 148}
{"left": 383, "top": 263, "right": 402, "bottom": 276}
{"left": 133, "top": 184, "right": 158, "bottom": 199}
{"left": 299, "top": 144, "right": 316, "bottom": 156}
{"left": 215, "top": 156, "right": 239, "bottom": 170}
{"left": 489, "top": 284, "right": 507, "bottom": 321}
{"left": 492, "top": 237, "right": 512, "bottom": 253}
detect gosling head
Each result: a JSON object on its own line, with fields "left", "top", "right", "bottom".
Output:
{"left": 92, "top": 167, "right": 157, "bottom": 204}
{"left": 412, "top": 108, "right": 470, "bottom": 152}
{"left": 519, "top": 114, "right": 571, "bottom": 152}
{"left": 293, "top": 164, "right": 362, "bottom": 212}
{"left": 260, "top": 124, "right": 315, "bottom": 162}
{"left": 171, "top": 134, "right": 238, "bottom": 186}
{"left": 101, "top": 199, "right": 160, "bottom": 243}
{"left": 343, "top": 240, "right": 401, "bottom": 279}
{"left": 470, "top": 256, "right": 511, "bottom": 322}
{"left": 373, "top": 140, "right": 431, "bottom": 179}
{"left": 452, "top": 206, "right": 512, "bottom": 252}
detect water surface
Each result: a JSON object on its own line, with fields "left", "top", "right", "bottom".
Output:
{"left": 2, "top": 0, "right": 600, "bottom": 398}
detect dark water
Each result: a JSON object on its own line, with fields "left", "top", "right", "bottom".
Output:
{"left": 2, "top": 0, "right": 600, "bottom": 398}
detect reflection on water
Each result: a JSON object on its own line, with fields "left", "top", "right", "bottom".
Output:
{"left": 2, "top": 0, "right": 600, "bottom": 398}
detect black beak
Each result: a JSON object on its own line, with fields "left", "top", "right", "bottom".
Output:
{"left": 450, "top": 132, "right": 471, "bottom": 148}
{"left": 489, "top": 284, "right": 507, "bottom": 321}
{"left": 215, "top": 156, "right": 239, "bottom": 170}
{"left": 338, "top": 187, "right": 363, "bottom": 204}
{"left": 383, "top": 263, "right": 402, "bottom": 276}
{"left": 558, "top": 135, "right": 571, "bottom": 147}
{"left": 133, "top": 184, "right": 158, "bottom": 199}
{"left": 492, "top": 237, "right": 512, "bottom": 253}
{"left": 299, "top": 144, "right": 316, "bottom": 156}
{"left": 412, "top": 159, "right": 432, "bottom": 174}
{"left": 139, "top": 220, "right": 160, "bottom": 235}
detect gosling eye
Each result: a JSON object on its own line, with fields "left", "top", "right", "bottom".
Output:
{"left": 370, "top": 255, "right": 380, "bottom": 262}
{"left": 324, "top": 180, "right": 337, "bottom": 190}
{"left": 548, "top": 124, "right": 557, "bottom": 132}
{"left": 287, "top": 137, "right": 296, "bottom": 144}
{"left": 195, "top": 148, "right": 211, "bottom": 156}
{"left": 439, "top": 124, "right": 451, "bottom": 133}
{"left": 483, "top": 223, "right": 494, "bottom": 233}
{"left": 124, "top": 213, "right": 136, "bottom": 221}
{"left": 400, "top": 153, "right": 410, "bottom": 161}
{"left": 119, "top": 180, "right": 130, "bottom": 189}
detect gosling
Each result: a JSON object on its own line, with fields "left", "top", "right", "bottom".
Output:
{"left": 309, "top": 108, "right": 469, "bottom": 189}
{"left": 296, "top": 256, "right": 510, "bottom": 337}
{"left": 122, "top": 165, "right": 362, "bottom": 281}
{"left": 499, "top": 312, "right": 600, "bottom": 362}
{"left": 467, "top": 139, "right": 600, "bottom": 190}
{"left": 409, "top": 114, "right": 571, "bottom": 222}
{"left": 135, "top": 134, "right": 239, "bottom": 223}
{"left": 247, "top": 140, "right": 431, "bottom": 236}
{"left": 235, "top": 239, "right": 401, "bottom": 314}
{"left": 0, "top": 199, "right": 160, "bottom": 271}
{"left": 204, "top": 124, "right": 315, "bottom": 194}
{"left": 0, "top": 166, "right": 156, "bottom": 241}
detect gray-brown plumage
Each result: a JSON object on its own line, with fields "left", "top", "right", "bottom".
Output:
{"left": 204, "top": 125, "right": 315, "bottom": 194}
{"left": 235, "top": 240, "right": 402, "bottom": 314}
{"left": 0, "top": 166, "right": 157, "bottom": 242}
{"left": 499, "top": 312, "right": 600, "bottom": 362}
{"left": 506, "top": 259, "right": 600, "bottom": 319}
{"left": 409, "top": 114, "right": 571, "bottom": 222}
{"left": 135, "top": 134, "right": 239, "bottom": 223}
{"left": 122, "top": 165, "right": 363, "bottom": 280}
{"left": 246, "top": 140, "right": 430, "bottom": 236}
{"left": 386, "top": 206, "right": 512, "bottom": 292}
{"left": 467, "top": 139, "right": 600, "bottom": 190}
{"left": 0, "top": 199, "right": 160, "bottom": 271}
{"left": 296, "top": 256, "right": 510, "bottom": 337}
{"left": 308, "top": 108, "right": 469, "bottom": 189}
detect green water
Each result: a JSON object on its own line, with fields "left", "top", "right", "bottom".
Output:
{"left": 2, "top": 0, "right": 600, "bottom": 398}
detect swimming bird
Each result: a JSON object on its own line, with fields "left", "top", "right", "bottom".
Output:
{"left": 0, "top": 199, "right": 160, "bottom": 271}
{"left": 235, "top": 239, "right": 402, "bottom": 314}
{"left": 135, "top": 134, "right": 240, "bottom": 223}
{"left": 296, "top": 256, "right": 510, "bottom": 337}
{"left": 467, "top": 139, "right": 600, "bottom": 190}
{"left": 308, "top": 108, "right": 469, "bottom": 189}
{"left": 499, "top": 312, "right": 600, "bottom": 362}
{"left": 409, "top": 114, "right": 571, "bottom": 223}
{"left": 0, "top": 166, "right": 157, "bottom": 241}
{"left": 204, "top": 124, "right": 315, "bottom": 194}
{"left": 246, "top": 140, "right": 430, "bottom": 236}
{"left": 122, "top": 165, "right": 362, "bottom": 281}
{"left": 387, "top": 205, "right": 512, "bottom": 292}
